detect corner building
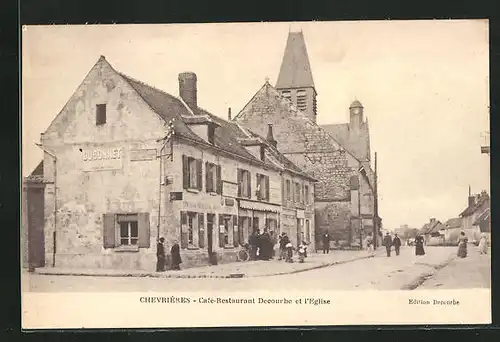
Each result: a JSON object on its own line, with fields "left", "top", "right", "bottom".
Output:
{"left": 37, "top": 56, "right": 315, "bottom": 271}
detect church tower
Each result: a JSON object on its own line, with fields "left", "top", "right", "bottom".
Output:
{"left": 276, "top": 30, "right": 318, "bottom": 123}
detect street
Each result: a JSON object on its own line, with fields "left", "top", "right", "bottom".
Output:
{"left": 22, "top": 246, "right": 491, "bottom": 292}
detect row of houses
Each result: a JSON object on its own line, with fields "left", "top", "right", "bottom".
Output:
{"left": 418, "top": 189, "right": 490, "bottom": 246}
{"left": 23, "top": 30, "right": 381, "bottom": 271}
{"left": 23, "top": 57, "right": 318, "bottom": 270}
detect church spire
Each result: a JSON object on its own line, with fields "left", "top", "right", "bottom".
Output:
{"left": 276, "top": 31, "right": 316, "bottom": 89}
{"left": 275, "top": 30, "right": 318, "bottom": 123}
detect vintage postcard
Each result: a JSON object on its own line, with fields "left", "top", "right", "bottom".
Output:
{"left": 21, "top": 20, "right": 491, "bottom": 329}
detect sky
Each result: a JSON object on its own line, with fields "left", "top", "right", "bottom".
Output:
{"left": 22, "top": 20, "right": 490, "bottom": 231}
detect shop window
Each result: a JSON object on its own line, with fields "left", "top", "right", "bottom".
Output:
{"left": 102, "top": 213, "right": 150, "bottom": 249}
{"left": 256, "top": 173, "right": 270, "bottom": 201}
{"left": 182, "top": 155, "right": 202, "bottom": 191}
{"left": 219, "top": 215, "right": 232, "bottom": 247}
{"left": 237, "top": 168, "right": 251, "bottom": 198}
{"left": 205, "top": 162, "right": 221, "bottom": 194}
{"left": 96, "top": 104, "right": 106, "bottom": 125}
{"left": 238, "top": 217, "right": 249, "bottom": 245}
{"left": 265, "top": 218, "right": 277, "bottom": 234}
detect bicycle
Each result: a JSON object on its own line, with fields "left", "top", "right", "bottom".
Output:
{"left": 237, "top": 243, "right": 251, "bottom": 262}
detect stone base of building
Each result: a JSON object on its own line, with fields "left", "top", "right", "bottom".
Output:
{"left": 44, "top": 249, "right": 240, "bottom": 272}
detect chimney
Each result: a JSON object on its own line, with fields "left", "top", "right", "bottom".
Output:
{"left": 266, "top": 124, "right": 277, "bottom": 148}
{"left": 430, "top": 218, "right": 436, "bottom": 223}
{"left": 468, "top": 195, "right": 475, "bottom": 208}
{"left": 178, "top": 72, "right": 197, "bottom": 112}
{"left": 228, "top": 107, "right": 232, "bottom": 121}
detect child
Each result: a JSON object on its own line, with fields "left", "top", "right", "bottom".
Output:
{"left": 285, "top": 242, "right": 294, "bottom": 263}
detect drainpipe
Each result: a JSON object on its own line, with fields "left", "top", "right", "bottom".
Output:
{"left": 35, "top": 143, "right": 57, "bottom": 267}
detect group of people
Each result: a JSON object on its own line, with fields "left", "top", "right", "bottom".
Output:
{"left": 457, "top": 232, "right": 489, "bottom": 258}
{"left": 156, "top": 237, "right": 182, "bottom": 272}
{"left": 381, "top": 232, "right": 402, "bottom": 257}
{"left": 248, "top": 229, "right": 276, "bottom": 261}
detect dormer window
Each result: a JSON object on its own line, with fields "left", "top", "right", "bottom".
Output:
{"left": 208, "top": 125, "right": 215, "bottom": 145}
{"left": 96, "top": 104, "right": 106, "bottom": 125}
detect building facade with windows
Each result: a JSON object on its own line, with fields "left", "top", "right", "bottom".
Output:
{"left": 35, "top": 56, "right": 315, "bottom": 271}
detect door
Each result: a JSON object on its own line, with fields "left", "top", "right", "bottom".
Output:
{"left": 207, "top": 214, "right": 214, "bottom": 256}
{"left": 28, "top": 187, "right": 45, "bottom": 268}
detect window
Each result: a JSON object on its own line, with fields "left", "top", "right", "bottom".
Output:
{"left": 238, "top": 217, "right": 249, "bottom": 245}
{"left": 305, "top": 220, "right": 310, "bottom": 242}
{"left": 237, "top": 168, "right": 251, "bottom": 198}
{"left": 188, "top": 213, "right": 195, "bottom": 245}
{"left": 233, "top": 215, "right": 238, "bottom": 247}
{"left": 304, "top": 185, "right": 309, "bottom": 205}
{"left": 96, "top": 104, "right": 106, "bottom": 125}
{"left": 102, "top": 213, "right": 150, "bottom": 249}
{"left": 297, "top": 90, "right": 307, "bottom": 111}
{"left": 265, "top": 218, "right": 277, "bottom": 233}
{"left": 282, "top": 90, "right": 291, "bottom": 100}
{"left": 119, "top": 216, "right": 138, "bottom": 245}
{"left": 182, "top": 155, "right": 202, "bottom": 190}
{"left": 253, "top": 217, "right": 260, "bottom": 233}
{"left": 198, "top": 213, "right": 205, "bottom": 248}
{"left": 286, "top": 180, "right": 291, "bottom": 201}
{"left": 256, "top": 173, "right": 270, "bottom": 201}
{"left": 295, "top": 182, "right": 301, "bottom": 203}
{"left": 219, "top": 215, "right": 233, "bottom": 247}
{"left": 205, "top": 162, "right": 221, "bottom": 193}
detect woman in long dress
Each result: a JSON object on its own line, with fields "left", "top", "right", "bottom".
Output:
{"left": 415, "top": 234, "right": 425, "bottom": 256}
{"left": 478, "top": 234, "right": 488, "bottom": 255}
{"left": 457, "top": 232, "right": 468, "bottom": 258}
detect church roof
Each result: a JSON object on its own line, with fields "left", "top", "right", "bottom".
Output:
{"left": 350, "top": 100, "right": 363, "bottom": 109}
{"left": 321, "top": 122, "right": 371, "bottom": 162}
{"left": 275, "top": 31, "right": 316, "bottom": 90}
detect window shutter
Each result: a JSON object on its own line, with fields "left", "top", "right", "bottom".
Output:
{"left": 216, "top": 165, "right": 222, "bottom": 194}
{"left": 103, "top": 213, "right": 116, "bottom": 248}
{"left": 248, "top": 218, "right": 253, "bottom": 234}
{"left": 180, "top": 211, "right": 188, "bottom": 249}
{"left": 246, "top": 171, "right": 251, "bottom": 199}
{"left": 265, "top": 176, "right": 270, "bottom": 202}
{"left": 205, "top": 162, "right": 211, "bottom": 193}
{"left": 219, "top": 214, "right": 225, "bottom": 247}
{"left": 256, "top": 173, "right": 260, "bottom": 200}
{"left": 233, "top": 215, "right": 238, "bottom": 247}
{"left": 237, "top": 169, "right": 242, "bottom": 197}
{"left": 196, "top": 159, "right": 203, "bottom": 190}
{"left": 198, "top": 213, "right": 205, "bottom": 248}
{"left": 138, "top": 212, "right": 150, "bottom": 248}
{"left": 182, "top": 155, "right": 189, "bottom": 189}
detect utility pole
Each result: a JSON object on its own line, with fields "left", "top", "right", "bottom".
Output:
{"left": 373, "top": 152, "right": 378, "bottom": 250}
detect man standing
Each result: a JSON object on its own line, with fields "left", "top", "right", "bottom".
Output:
{"left": 393, "top": 233, "right": 402, "bottom": 256}
{"left": 249, "top": 229, "right": 260, "bottom": 260}
{"left": 322, "top": 231, "right": 331, "bottom": 254}
{"left": 156, "top": 237, "right": 166, "bottom": 272}
{"left": 383, "top": 232, "right": 393, "bottom": 257}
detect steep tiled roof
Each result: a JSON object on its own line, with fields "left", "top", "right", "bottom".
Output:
{"left": 473, "top": 208, "right": 490, "bottom": 226}
{"left": 322, "top": 122, "right": 371, "bottom": 162}
{"left": 276, "top": 31, "right": 315, "bottom": 89}
{"left": 119, "top": 73, "right": 205, "bottom": 144}
{"left": 24, "top": 160, "right": 45, "bottom": 184}
{"left": 420, "top": 220, "right": 444, "bottom": 235}
{"left": 120, "top": 72, "right": 267, "bottom": 164}
{"left": 459, "top": 192, "right": 490, "bottom": 217}
{"left": 444, "top": 217, "right": 462, "bottom": 229}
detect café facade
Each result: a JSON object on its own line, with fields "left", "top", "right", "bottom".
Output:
{"left": 35, "top": 56, "right": 316, "bottom": 271}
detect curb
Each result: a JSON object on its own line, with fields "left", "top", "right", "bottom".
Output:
{"left": 400, "top": 256, "right": 457, "bottom": 290}
{"left": 34, "top": 254, "right": 375, "bottom": 279}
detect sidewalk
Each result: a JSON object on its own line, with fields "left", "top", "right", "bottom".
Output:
{"left": 34, "top": 249, "right": 384, "bottom": 279}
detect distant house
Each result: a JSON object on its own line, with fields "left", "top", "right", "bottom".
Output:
{"left": 419, "top": 218, "right": 445, "bottom": 245}
{"left": 459, "top": 190, "right": 490, "bottom": 243}
{"left": 443, "top": 217, "right": 463, "bottom": 244}
{"left": 473, "top": 207, "right": 490, "bottom": 241}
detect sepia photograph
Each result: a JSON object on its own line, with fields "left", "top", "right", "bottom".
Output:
{"left": 21, "top": 20, "right": 490, "bottom": 328}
